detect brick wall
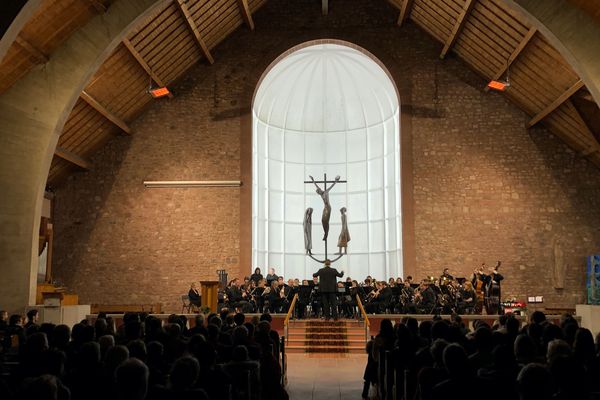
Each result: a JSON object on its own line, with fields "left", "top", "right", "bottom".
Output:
{"left": 52, "top": 0, "right": 600, "bottom": 312}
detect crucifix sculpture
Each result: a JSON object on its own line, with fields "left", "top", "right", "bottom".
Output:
{"left": 304, "top": 174, "right": 348, "bottom": 264}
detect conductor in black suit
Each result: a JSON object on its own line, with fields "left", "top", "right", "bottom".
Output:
{"left": 313, "top": 259, "right": 344, "bottom": 320}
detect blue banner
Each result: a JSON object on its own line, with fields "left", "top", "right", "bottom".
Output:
{"left": 587, "top": 255, "right": 600, "bottom": 305}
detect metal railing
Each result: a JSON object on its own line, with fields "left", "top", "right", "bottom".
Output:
{"left": 283, "top": 293, "right": 299, "bottom": 343}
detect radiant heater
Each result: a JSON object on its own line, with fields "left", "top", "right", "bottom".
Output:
{"left": 149, "top": 87, "right": 171, "bottom": 98}
{"left": 487, "top": 80, "right": 509, "bottom": 91}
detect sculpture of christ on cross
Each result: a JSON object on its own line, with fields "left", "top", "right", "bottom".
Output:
{"left": 304, "top": 174, "right": 347, "bottom": 263}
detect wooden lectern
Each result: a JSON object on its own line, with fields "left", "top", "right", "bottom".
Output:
{"left": 200, "top": 281, "right": 219, "bottom": 312}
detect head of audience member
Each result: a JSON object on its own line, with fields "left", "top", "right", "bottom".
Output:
{"left": 41, "top": 348, "right": 67, "bottom": 378}
{"left": 78, "top": 341, "right": 101, "bottom": 370}
{"left": 98, "top": 334, "right": 115, "bottom": 359}
{"left": 546, "top": 339, "right": 571, "bottom": 363}
{"left": 514, "top": 334, "right": 536, "bottom": 365}
{"left": 115, "top": 358, "right": 149, "bottom": 400}
{"left": 517, "top": 363, "right": 553, "bottom": 400}
{"left": 25, "top": 332, "right": 49, "bottom": 357}
{"left": 9, "top": 314, "right": 23, "bottom": 327}
{"left": 379, "top": 319, "right": 394, "bottom": 339}
{"left": 430, "top": 339, "right": 449, "bottom": 368}
{"left": 474, "top": 326, "right": 493, "bottom": 354}
{"left": 234, "top": 312, "right": 245, "bottom": 327}
{"left": 50, "top": 324, "right": 70, "bottom": 350}
{"left": 105, "top": 345, "right": 130, "bottom": 372}
{"left": 26, "top": 309, "right": 39, "bottom": 324}
{"left": 128, "top": 340, "right": 147, "bottom": 363}
{"left": 169, "top": 356, "right": 200, "bottom": 391}
{"left": 232, "top": 325, "right": 249, "bottom": 346}
{"left": 530, "top": 311, "right": 547, "bottom": 325}
{"left": 0, "top": 310, "right": 8, "bottom": 323}
{"left": 573, "top": 328, "right": 595, "bottom": 365}
{"left": 443, "top": 343, "right": 472, "bottom": 380}
{"left": 231, "top": 345, "right": 250, "bottom": 362}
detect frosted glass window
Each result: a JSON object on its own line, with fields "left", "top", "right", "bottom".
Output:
{"left": 252, "top": 42, "right": 402, "bottom": 280}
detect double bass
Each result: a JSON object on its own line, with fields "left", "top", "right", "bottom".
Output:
{"left": 472, "top": 265, "right": 486, "bottom": 314}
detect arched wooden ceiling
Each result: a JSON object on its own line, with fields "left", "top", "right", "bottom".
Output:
{"left": 0, "top": 0, "right": 599, "bottom": 188}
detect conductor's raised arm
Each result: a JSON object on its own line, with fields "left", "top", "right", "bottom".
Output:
{"left": 313, "top": 270, "right": 320, "bottom": 278}
{"left": 337, "top": 270, "right": 344, "bottom": 278}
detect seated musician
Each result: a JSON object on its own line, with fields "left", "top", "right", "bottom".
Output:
{"left": 416, "top": 280, "right": 436, "bottom": 314}
{"left": 268, "top": 280, "right": 288, "bottom": 313}
{"left": 365, "top": 281, "right": 393, "bottom": 314}
{"left": 337, "top": 281, "right": 353, "bottom": 318}
{"left": 188, "top": 282, "right": 202, "bottom": 309}
{"left": 226, "top": 278, "right": 251, "bottom": 312}
{"left": 458, "top": 281, "right": 476, "bottom": 314}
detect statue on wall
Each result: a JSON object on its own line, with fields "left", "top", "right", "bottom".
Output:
{"left": 336, "top": 207, "right": 350, "bottom": 255}
{"left": 552, "top": 236, "right": 567, "bottom": 289}
{"left": 304, "top": 207, "right": 313, "bottom": 255}
{"left": 309, "top": 174, "right": 340, "bottom": 241}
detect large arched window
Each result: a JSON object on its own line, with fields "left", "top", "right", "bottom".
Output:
{"left": 252, "top": 41, "right": 401, "bottom": 280}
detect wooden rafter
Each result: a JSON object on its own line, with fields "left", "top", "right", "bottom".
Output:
{"left": 322, "top": 0, "right": 328, "bottom": 16}
{"left": 485, "top": 27, "right": 536, "bottom": 92}
{"left": 397, "top": 0, "right": 414, "bottom": 27}
{"left": 54, "top": 146, "right": 91, "bottom": 170}
{"left": 122, "top": 38, "right": 173, "bottom": 98}
{"left": 440, "top": 0, "right": 476, "bottom": 59}
{"left": 86, "top": 0, "right": 107, "bottom": 13}
{"left": 175, "top": 0, "right": 214, "bottom": 65}
{"left": 15, "top": 35, "right": 48, "bottom": 64}
{"left": 527, "top": 80, "right": 585, "bottom": 128}
{"left": 236, "top": 0, "right": 255, "bottom": 30}
{"left": 80, "top": 90, "right": 132, "bottom": 135}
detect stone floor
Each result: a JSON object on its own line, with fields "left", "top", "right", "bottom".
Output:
{"left": 286, "top": 353, "right": 367, "bottom": 400}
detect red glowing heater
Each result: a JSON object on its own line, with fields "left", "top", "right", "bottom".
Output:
{"left": 487, "top": 80, "right": 508, "bottom": 91}
{"left": 149, "top": 87, "right": 171, "bottom": 98}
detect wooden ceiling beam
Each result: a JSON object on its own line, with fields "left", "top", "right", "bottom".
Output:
{"left": 236, "top": 0, "right": 255, "bottom": 30}
{"left": 86, "top": 0, "right": 107, "bottom": 13}
{"left": 175, "top": 0, "right": 214, "bottom": 64}
{"left": 15, "top": 35, "right": 48, "bottom": 64}
{"left": 122, "top": 38, "right": 173, "bottom": 98}
{"left": 440, "top": 0, "right": 476, "bottom": 59}
{"left": 322, "top": 0, "right": 328, "bottom": 16}
{"left": 485, "top": 27, "right": 536, "bottom": 92}
{"left": 397, "top": 0, "right": 414, "bottom": 27}
{"left": 54, "top": 146, "right": 91, "bottom": 170}
{"left": 80, "top": 90, "right": 132, "bottom": 135}
{"left": 527, "top": 80, "right": 585, "bottom": 128}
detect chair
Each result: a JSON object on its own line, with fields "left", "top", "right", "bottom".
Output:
{"left": 181, "top": 295, "right": 192, "bottom": 313}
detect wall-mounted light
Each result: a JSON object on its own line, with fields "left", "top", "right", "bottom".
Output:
{"left": 143, "top": 180, "right": 242, "bottom": 188}
{"left": 149, "top": 87, "right": 171, "bottom": 98}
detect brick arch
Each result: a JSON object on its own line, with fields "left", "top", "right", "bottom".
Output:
{"left": 0, "top": 0, "right": 166, "bottom": 312}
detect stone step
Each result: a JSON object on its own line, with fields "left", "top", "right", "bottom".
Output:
{"left": 287, "top": 339, "right": 366, "bottom": 345}
{"left": 286, "top": 345, "right": 365, "bottom": 354}
{"left": 287, "top": 332, "right": 366, "bottom": 338}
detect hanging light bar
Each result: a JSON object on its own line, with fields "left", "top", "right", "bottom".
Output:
{"left": 143, "top": 180, "right": 242, "bottom": 188}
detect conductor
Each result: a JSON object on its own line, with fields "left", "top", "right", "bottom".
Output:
{"left": 313, "top": 259, "right": 344, "bottom": 320}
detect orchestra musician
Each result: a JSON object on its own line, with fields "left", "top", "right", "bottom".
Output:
{"left": 483, "top": 261, "right": 504, "bottom": 315}
{"left": 471, "top": 264, "right": 486, "bottom": 314}
{"left": 440, "top": 267, "right": 454, "bottom": 282}
{"left": 188, "top": 282, "right": 201, "bottom": 310}
{"left": 415, "top": 280, "right": 436, "bottom": 314}
{"left": 458, "top": 281, "right": 476, "bottom": 314}
{"left": 250, "top": 267, "right": 263, "bottom": 285}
